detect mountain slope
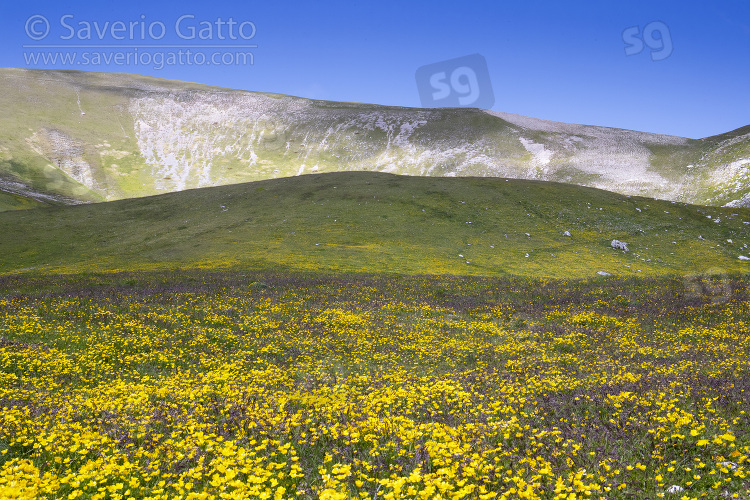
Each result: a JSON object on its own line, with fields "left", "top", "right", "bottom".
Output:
{"left": 1, "top": 68, "right": 749, "bottom": 210}
{"left": 2, "top": 172, "right": 749, "bottom": 278}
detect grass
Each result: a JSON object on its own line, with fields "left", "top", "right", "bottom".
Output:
{"left": 1, "top": 172, "right": 749, "bottom": 278}
{"left": 0, "top": 68, "right": 236, "bottom": 203}
{"left": 0, "top": 191, "right": 46, "bottom": 211}
{"left": 1, "top": 68, "right": 749, "bottom": 208}
{"left": 0, "top": 269, "right": 749, "bottom": 499}
{"left": 1, "top": 127, "right": 749, "bottom": 499}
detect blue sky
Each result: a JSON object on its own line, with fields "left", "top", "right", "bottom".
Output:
{"left": 1, "top": 0, "right": 748, "bottom": 139}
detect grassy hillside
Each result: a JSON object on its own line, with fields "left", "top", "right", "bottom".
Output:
{"left": 1, "top": 172, "right": 748, "bottom": 278}
{"left": 0, "top": 68, "right": 211, "bottom": 206}
{"left": 1, "top": 68, "right": 749, "bottom": 210}
{"left": 0, "top": 191, "right": 46, "bottom": 211}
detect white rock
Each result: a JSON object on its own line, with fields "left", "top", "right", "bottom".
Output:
{"left": 611, "top": 239, "right": 629, "bottom": 251}
{"left": 597, "top": 271, "right": 611, "bottom": 276}
{"left": 739, "top": 256, "right": 750, "bottom": 261}
{"left": 666, "top": 485, "right": 684, "bottom": 494}
{"left": 563, "top": 231, "right": 572, "bottom": 237}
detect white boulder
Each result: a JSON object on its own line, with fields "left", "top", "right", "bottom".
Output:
{"left": 611, "top": 239, "right": 629, "bottom": 251}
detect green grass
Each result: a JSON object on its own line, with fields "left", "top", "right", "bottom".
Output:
{"left": 1, "top": 68, "right": 749, "bottom": 208}
{"left": 1, "top": 171, "right": 748, "bottom": 278}
{"left": 0, "top": 68, "right": 233, "bottom": 201}
{"left": 0, "top": 191, "right": 46, "bottom": 211}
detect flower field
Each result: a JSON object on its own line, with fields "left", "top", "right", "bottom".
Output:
{"left": 0, "top": 271, "right": 749, "bottom": 499}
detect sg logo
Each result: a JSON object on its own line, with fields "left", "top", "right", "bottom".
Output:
{"left": 415, "top": 54, "right": 495, "bottom": 109}
{"left": 622, "top": 21, "right": 673, "bottom": 61}
{"left": 683, "top": 267, "right": 732, "bottom": 305}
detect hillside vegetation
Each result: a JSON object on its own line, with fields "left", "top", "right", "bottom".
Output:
{"left": 2, "top": 172, "right": 749, "bottom": 278}
{"left": 1, "top": 68, "right": 749, "bottom": 210}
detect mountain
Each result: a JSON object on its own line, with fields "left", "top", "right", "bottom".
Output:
{"left": 1, "top": 68, "right": 749, "bottom": 211}
{"left": 1, "top": 172, "right": 748, "bottom": 278}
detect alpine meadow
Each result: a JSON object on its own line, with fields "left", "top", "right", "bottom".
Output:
{"left": 1, "top": 68, "right": 749, "bottom": 500}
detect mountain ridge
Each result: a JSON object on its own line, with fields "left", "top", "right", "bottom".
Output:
{"left": 1, "top": 68, "right": 749, "bottom": 211}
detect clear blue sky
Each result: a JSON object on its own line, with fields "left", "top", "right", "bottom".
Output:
{"left": 1, "top": 0, "right": 748, "bottom": 139}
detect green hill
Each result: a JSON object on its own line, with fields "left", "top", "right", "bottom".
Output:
{"left": 1, "top": 68, "right": 749, "bottom": 211}
{"left": 2, "top": 172, "right": 748, "bottom": 278}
